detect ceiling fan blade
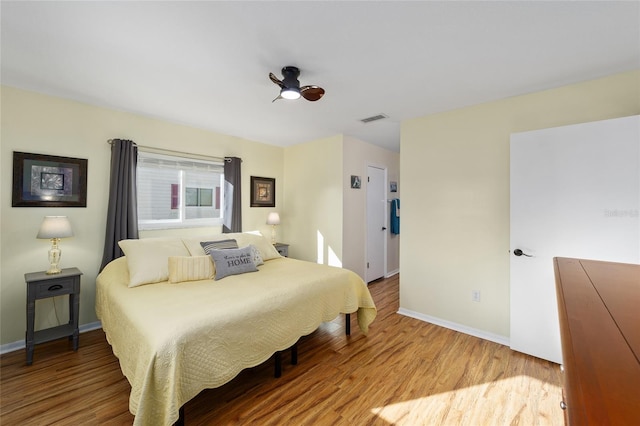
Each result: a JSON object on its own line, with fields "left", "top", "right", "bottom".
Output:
{"left": 272, "top": 93, "right": 283, "bottom": 102}
{"left": 300, "top": 86, "right": 325, "bottom": 101}
{"left": 269, "top": 72, "right": 284, "bottom": 88}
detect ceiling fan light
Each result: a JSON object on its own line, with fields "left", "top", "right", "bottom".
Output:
{"left": 281, "top": 87, "right": 301, "bottom": 100}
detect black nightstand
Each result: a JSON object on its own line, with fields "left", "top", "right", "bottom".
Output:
{"left": 273, "top": 243, "right": 289, "bottom": 257}
{"left": 24, "top": 267, "right": 82, "bottom": 365}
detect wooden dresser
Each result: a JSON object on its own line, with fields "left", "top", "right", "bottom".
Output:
{"left": 554, "top": 257, "right": 640, "bottom": 425}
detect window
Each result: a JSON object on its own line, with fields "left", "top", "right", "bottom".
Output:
{"left": 137, "top": 151, "right": 224, "bottom": 230}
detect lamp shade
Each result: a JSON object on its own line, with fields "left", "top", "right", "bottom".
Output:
{"left": 266, "top": 212, "right": 280, "bottom": 225}
{"left": 37, "top": 216, "right": 73, "bottom": 239}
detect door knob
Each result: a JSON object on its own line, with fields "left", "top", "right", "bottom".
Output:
{"left": 382, "top": 227, "right": 387, "bottom": 231}
{"left": 513, "top": 249, "right": 532, "bottom": 257}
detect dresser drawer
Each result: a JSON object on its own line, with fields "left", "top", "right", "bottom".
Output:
{"left": 34, "top": 277, "right": 76, "bottom": 298}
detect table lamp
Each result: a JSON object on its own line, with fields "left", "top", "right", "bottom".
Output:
{"left": 266, "top": 212, "right": 280, "bottom": 244}
{"left": 37, "top": 216, "right": 73, "bottom": 274}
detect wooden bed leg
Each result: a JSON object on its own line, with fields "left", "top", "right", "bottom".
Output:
{"left": 291, "top": 342, "right": 298, "bottom": 365}
{"left": 345, "top": 313, "right": 351, "bottom": 336}
{"left": 173, "top": 406, "right": 185, "bottom": 426}
{"left": 274, "top": 351, "right": 282, "bottom": 378}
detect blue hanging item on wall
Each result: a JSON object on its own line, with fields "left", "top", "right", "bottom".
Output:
{"left": 390, "top": 198, "right": 400, "bottom": 234}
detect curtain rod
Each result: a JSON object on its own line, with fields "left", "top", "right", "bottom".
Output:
{"left": 107, "top": 139, "right": 229, "bottom": 163}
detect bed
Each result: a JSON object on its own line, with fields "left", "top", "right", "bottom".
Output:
{"left": 95, "top": 232, "right": 377, "bottom": 426}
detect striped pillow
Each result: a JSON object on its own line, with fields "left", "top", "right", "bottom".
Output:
{"left": 200, "top": 239, "right": 238, "bottom": 254}
{"left": 168, "top": 256, "right": 215, "bottom": 283}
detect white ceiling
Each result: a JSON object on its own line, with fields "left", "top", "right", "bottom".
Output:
{"left": 2, "top": 1, "right": 639, "bottom": 152}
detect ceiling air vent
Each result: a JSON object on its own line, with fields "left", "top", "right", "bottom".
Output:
{"left": 360, "top": 114, "right": 388, "bottom": 124}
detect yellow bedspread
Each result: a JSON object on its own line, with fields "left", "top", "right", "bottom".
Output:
{"left": 96, "top": 257, "right": 377, "bottom": 426}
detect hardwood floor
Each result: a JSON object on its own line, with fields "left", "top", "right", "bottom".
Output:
{"left": 1, "top": 274, "right": 564, "bottom": 425}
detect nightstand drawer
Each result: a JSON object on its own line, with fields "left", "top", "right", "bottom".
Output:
{"left": 273, "top": 243, "right": 289, "bottom": 257}
{"left": 34, "top": 277, "right": 75, "bottom": 298}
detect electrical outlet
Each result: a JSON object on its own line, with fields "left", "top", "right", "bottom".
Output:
{"left": 472, "top": 290, "right": 481, "bottom": 302}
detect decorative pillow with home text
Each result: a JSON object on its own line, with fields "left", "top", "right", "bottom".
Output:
{"left": 208, "top": 246, "right": 258, "bottom": 280}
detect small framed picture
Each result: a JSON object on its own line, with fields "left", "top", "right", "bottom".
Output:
{"left": 12, "top": 151, "right": 88, "bottom": 207}
{"left": 390, "top": 181, "right": 398, "bottom": 192}
{"left": 351, "top": 175, "right": 361, "bottom": 189}
{"left": 250, "top": 176, "right": 275, "bottom": 207}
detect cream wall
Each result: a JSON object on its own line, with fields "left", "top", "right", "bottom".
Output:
{"left": 343, "top": 136, "right": 400, "bottom": 279}
{"left": 282, "top": 134, "right": 400, "bottom": 279}
{"left": 283, "top": 135, "right": 343, "bottom": 264}
{"left": 400, "top": 70, "right": 640, "bottom": 339}
{"left": 1, "top": 86, "right": 284, "bottom": 346}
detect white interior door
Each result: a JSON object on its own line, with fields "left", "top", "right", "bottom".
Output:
{"left": 510, "top": 115, "right": 639, "bottom": 364}
{"left": 366, "top": 165, "right": 386, "bottom": 282}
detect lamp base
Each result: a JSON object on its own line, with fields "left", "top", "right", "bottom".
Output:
{"left": 46, "top": 239, "right": 62, "bottom": 275}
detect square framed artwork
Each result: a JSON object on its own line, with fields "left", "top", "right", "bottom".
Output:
{"left": 12, "top": 151, "right": 88, "bottom": 207}
{"left": 250, "top": 176, "right": 275, "bottom": 207}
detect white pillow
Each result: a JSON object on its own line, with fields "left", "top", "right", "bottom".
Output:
{"left": 234, "top": 232, "right": 281, "bottom": 261}
{"left": 182, "top": 231, "right": 281, "bottom": 260}
{"left": 118, "top": 238, "right": 190, "bottom": 287}
{"left": 168, "top": 256, "right": 215, "bottom": 283}
{"left": 249, "top": 244, "right": 264, "bottom": 266}
{"left": 182, "top": 234, "right": 238, "bottom": 256}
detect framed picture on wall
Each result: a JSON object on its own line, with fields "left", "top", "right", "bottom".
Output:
{"left": 12, "top": 151, "right": 88, "bottom": 207}
{"left": 250, "top": 176, "right": 275, "bottom": 207}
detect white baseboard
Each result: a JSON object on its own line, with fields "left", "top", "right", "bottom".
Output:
{"left": 385, "top": 269, "right": 399, "bottom": 278}
{"left": 0, "top": 340, "right": 25, "bottom": 355}
{"left": 0, "top": 321, "right": 102, "bottom": 355}
{"left": 80, "top": 321, "right": 102, "bottom": 333}
{"left": 397, "top": 308, "right": 509, "bottom": 347}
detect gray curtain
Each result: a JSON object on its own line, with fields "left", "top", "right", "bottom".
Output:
{"left": 222, "top": 157, "right": 242, "bottom": 233}
{"left": 100, "top": 139, "right": 139, "bottom": 271}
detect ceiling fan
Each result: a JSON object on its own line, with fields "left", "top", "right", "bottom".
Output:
{"left": 269, "top": 66, "right": 325, "bottom": 102}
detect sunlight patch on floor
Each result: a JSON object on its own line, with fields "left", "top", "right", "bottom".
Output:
{"left": 371, "top": 375, "right": 563, "bottom": 425}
